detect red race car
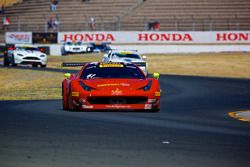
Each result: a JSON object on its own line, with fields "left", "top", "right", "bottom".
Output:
{"left": 62, "top": 62, "right": 160, "bottom": 111}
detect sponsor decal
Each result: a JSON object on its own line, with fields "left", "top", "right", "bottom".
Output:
{"left": 120, "top": 83, "right": 130, "bottom": 87}
{"left": 82, "top": 105, "right": 93, "bottom": 109}
{"left": 58, "top": 31, "right": 250, "bottom": 44}
{"left": 97, "top": 83, "right": 130, "bottom": 87}
{"left": 216, "top": 32, "right": 250, "bottom": 42}
{"left": 6, "top": 32, "right": 32, "bottom": 44}
{"left": 99, "top": 63, "right": 124, "bottom": 68}
{"left": 144, "top": 104, "right": 152, "bottom": 109}
{"left": 148, "top": 99, "right": 157, "bottom": 103}
{"left": 8, "top": 34, "right": 31, "bottom": 42}
{"left": 98, "top": 83, "right": 120, "bottom": 87}
{"left": 105, "top": 105, "right": 131, "bottom": 109}
{"left": 111, "top": 88, "right": 123, "bottom": 95}
{"left": 32, "top": 32, "right": 57, "bottom": 44}
{"left": 138, "top": 33, "right": 193, "bottom": 42}
{"left": 72, "top": 92, "right": 79, "bottom": 97}
{"left": 62, "top": 33, "right": 115, "bottom": 42}
{"left": 120, "top": 51, "right": 132, "bottom": 54}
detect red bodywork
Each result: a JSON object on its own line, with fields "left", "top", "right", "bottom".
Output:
{"left": 62, "top": 63, "right": 160, "bottom": 111}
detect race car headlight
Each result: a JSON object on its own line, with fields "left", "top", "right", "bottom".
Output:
{"left": 79, "top": 81, "right": 95, "bottom": 92}
{"left": 40, "top": 54, "right": 46, "bottom": 58}
{"left": 138, "top": 80, "right": 152, "bottom": 91}
{"left": 17, "top": 53, "right": 24, "bottom": 57}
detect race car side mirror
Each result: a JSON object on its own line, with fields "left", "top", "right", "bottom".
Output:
{"left": 64, "top": 73, "right": 71, "bottom": 79}
{"left": 153, "top": 73, "right": 160, "bottom": 80}
{"left": 142, "top": 55, "right": 147, "bottom": 60}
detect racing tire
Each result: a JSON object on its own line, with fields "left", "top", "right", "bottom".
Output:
{"left": 41, "top": 64, "right": 47, "bottom": 68}
{"left": 11, "top": 55, "right": 17, "bottom": 66}
{"left": 61, "top": 50, "right": 68, "bottom": 56}
{"left": 151, "top": 109, "right": 160, "bottom": 112}
{"left": 68, "top": 84, "right": 74, "bottom": 111}
{"left": 62, "top": 83, "right": 69, "bottom": 110}
{"left": 3, "top": 54, "right": 10, "bottom": 66}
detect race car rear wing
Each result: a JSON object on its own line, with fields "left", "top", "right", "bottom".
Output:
{"left": 61, "top": 62, "right": 88, "bottom": 67}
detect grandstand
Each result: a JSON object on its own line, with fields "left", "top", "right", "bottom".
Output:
{"left": 121, "top": 0, "right": 250, "bottom": 31}
{"left": 0, "top": 0, "right": 249, "bottom": 34}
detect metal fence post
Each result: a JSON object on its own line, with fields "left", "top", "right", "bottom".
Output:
{"left": 116, "top": 16, "right": 121, "bottom": 31}
{"left": 191, "top": 16, "right": 195, "bottom": 31}
{"left": 17, "top": 16, "right": 20, "bottom": 31}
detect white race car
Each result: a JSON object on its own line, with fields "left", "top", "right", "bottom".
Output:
{"left": 3, "top": 44, "right": 47, "bottom": 68}
{"left": 61, "top": 41, "right": 88, "bottom": 55}
{"left": 102, "top": 50, "right": 148, "bottom": 75}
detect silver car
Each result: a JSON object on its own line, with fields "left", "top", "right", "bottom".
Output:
{"left": 102, "top": 50, "right": 148, "bottom": 75}
{"left": 61, "top": 41, "right": 88, "bottom": 55}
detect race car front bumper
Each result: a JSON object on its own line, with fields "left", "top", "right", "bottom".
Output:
{"left": 71, "top": 92, "right": 160, "bottom": 111}
{"left": 15, "top": 56, "right": 47, "bottom": 65}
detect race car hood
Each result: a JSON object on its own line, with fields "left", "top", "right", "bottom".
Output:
{"left": 82, "top": 79, "right": 149, "bottom": 91}
{"left": 14, "top": 50, "right": 43, "bottom": 57}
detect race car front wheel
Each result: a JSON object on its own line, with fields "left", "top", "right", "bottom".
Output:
{"left": 68, "top": 85, "right": 74, "bottom": 111}
{"left": 62, "top": 83, "right": 69, "bottom": 110}
{"left": 3, "top": 54, "right": 10, "bottom": 66}
{"left": 11, "top": 55, "right": 17, "bottom": 66}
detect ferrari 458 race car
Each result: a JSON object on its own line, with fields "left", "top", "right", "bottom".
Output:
{"left": 102, "top": 49, "right": 148, "bottom": 75}
{"left": 61, "top": 41, "right": 88, "bottom": 55}
{"left": 3, "top": 44, "right": 47, "bottom": 67}
{"left": 62, "top": 62, "right": 160, "bottom": 112}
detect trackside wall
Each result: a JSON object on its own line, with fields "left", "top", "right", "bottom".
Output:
{"left": 5, "top": 31, "right": 250, "bottom": 55}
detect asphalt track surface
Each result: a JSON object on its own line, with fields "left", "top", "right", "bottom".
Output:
{"left": 0, "top": 66, "right": 250, "bottom": 167}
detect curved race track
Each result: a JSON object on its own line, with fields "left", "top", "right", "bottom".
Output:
{"left": 0, "top": 74, "right": 250, "bottom": 167}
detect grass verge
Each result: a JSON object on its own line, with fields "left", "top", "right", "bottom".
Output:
{"left": 0, "top": 68, "right": 64, "bottom": 100}
{"left": 0, "top": 52, "right": 249, "bottom": 100}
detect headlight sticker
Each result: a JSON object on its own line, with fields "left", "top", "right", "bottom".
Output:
{"left": 72, "top": 92, "right": 79, "bottom": 97}
{"left": 155, "top": 91, "right": 161, "bottom": 97}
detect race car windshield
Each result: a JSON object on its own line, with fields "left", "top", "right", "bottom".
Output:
{"left": 113, "top": 53, "right": 141, "bottom": 59}
{"left": 75, "top": 42, "right": 82, "bottom": 45}
{"left": 66, "top": 42, "right": 72, "bottom": 45}
{"left": 94, "top": 45, "right": 105, "bottom": 49}
{"left": 16, "top": 47, "right": 39, "bottom": 51}
{"left": 81, "top": 64, "right": 145, "bottom": 79}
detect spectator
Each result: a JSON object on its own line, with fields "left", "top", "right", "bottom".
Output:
{"left": 50, "top": 0, "right": 58, "bottom": 12}
{"left": 47, "top": 17, "right": 54, "bottom": 31}
{"left": 153, "top": 21, "right": 160, "bottom": 31}
{"left": 53, "top": 15, "right": 60, "bottom": 31}
{"left": 89, "top": 17, "right": 96, "bottom": 31}
{"left": 0, "top": 4, "right": 5, "bottom": 14}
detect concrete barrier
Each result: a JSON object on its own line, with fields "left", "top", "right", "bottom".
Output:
{"left": 47, "top": 44, "right": 250, "bottom": 56}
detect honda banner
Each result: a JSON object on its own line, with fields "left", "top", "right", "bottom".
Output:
{"left": 58, "top": 31, "right": 250, "bottom": 44}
